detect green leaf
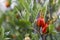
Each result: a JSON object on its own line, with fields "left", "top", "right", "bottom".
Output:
{"left": 0, "top": 26, "right": 4, "bottom": 40}
{"left": 48, "top": 24, "right": 55, "bottom": 34}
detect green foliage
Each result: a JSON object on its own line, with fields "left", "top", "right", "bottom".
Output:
{"left": 48, "top": 24, "right": 55, "bottom": 34}
{"left": 0, "top": 26, "right": 4, "bottom": 40}
{"left": 0, "top": 0, "right": 60, "bottom": 40}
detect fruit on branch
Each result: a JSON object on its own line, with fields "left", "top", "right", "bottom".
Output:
{"left": 36, "top": 10, "right": 45, "bottom": 25}
{"left": 36, "top": 10, "right": 49, "bottom": 34}
{"left": 36, "top": 10, "right": 50, "bottom": 34}
{"left": 36, "top": 17, "right": 48, "bottom": 34}
{"left": 36, "top": 17, "right": 45, "bottom": 27}
{"left": 42, "top": 23, "right": 48, "bottom": 34}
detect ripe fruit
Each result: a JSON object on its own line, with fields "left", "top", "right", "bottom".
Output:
{"left": 42, "top": 23, "right": 48, "bottom": 34}
{"left": 5, "top": 1, "right": 10, "bottom": 7}
{"left": 36, "top": 17, "right": 48, "bottom": 34}
{"left": 37, "top": 17, "right": 45, "bottom": 27}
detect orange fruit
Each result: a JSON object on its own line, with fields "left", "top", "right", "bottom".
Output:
{"left": 5, "top": 1, "right": 10, "bottom": 7}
